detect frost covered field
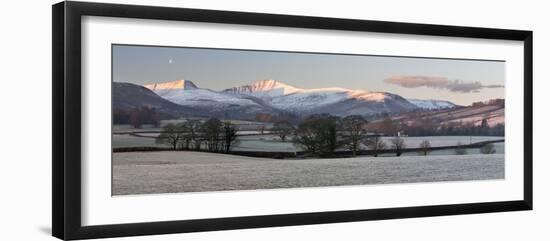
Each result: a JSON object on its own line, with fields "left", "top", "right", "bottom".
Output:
{"left": 112, "top": 151, "right": 504, "bottom": 195}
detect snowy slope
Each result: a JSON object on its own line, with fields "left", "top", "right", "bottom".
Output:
{"left": 144, "top": 79, "right": 198, "bottom": 90}
{"left": 112, "top": 82, "right": 205, "bottom": 116}
{"left": 224, "top": 79, "right": 301, "bottom": 98}
{"left": 144, "top": 80, "right": 277, "bottom": 119}
{"left": 392, "top": 103, "right": 504, "bottom": 127}
{"left": 153, "top": 88, "right": 263, "bottom": 108}
{"left": 224, "top": 79, "right": 418, "bottom": 115}
{"left": 144, "top": 80, "right": 257, "bottom": 107}
{"left": 140, "top": 79, "right": 437, "bottom": 117}
{"left": 408, "top": 99, "right": 456, "bottom": 110}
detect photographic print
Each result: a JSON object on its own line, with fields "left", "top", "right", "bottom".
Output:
{"left": 53, "top": 3, "right": 532, "bottom": 239}
{"left": 112, "top": 44, "right": 505, "bottom": 196}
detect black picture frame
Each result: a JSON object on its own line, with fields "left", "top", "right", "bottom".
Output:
{"left": 52, "top": 1, "right": 533, "bottom": 240}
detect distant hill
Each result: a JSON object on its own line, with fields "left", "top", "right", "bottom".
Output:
{"left": 391, "top": 101, "right": 504, "bottom": 127}
{"left": 112, "top": 82, "right": 201, "bottom": 117}
{"left": 113, "top": 82, "right": 181, "bottom": 110}
{"left": 114, "top": 81, "right": 281, "bottom": 119}
{"left": 408, "top": 99, "right": 457, "bottom": 110}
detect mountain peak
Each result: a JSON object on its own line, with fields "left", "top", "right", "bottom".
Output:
{"left": 144, "top": 79, "right": 198, "bottom": 90}
{"left": 249, "top": 79, "right": 295, "bottom": 90}
{"left": 224, "top": 79, "right": 301, "bottom": 96}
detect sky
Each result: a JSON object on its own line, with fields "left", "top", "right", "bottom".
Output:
{"left": 112, "top": 44, "right": 505, "bottom": 105}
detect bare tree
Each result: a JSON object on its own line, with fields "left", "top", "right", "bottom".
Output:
{"left": 193, "top": 136, "right": 204, "bottom": 151}
{"left": 129, "top": 106, "right": 160, "bottom": 129}
{"left": 293, "top": 114, "right": 342, "bottom": 156}
{"left": 223, "top": 121, "right": 238, "bottom": 153}
{"left": 155, "top": 123, "right": 186, "bottom": 150}
{"left": 364, "top": 135, "right": 386, "bottom": 157}
{"left": 202, "top": 118, "right": 223, "bottom": 152}
{"left": 341, "top": 115, "right": 368, "bottom": 156}
{"left": 272, "top": 120, "right": 294, "bottom": 142}
{"left": 418, "top": 140, "right": 431, "bottom": 156}
{"left": 129, "top": 108, "right": 142, "bottom": 129}
{"left": 183, "top": 119, "right": 202, "bottom": 150}
{"left": 390, "top": 136, "right": 406, "bottom": 156}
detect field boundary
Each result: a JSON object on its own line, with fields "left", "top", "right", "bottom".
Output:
{"left": 112, "top": 139, "right": 504, "bottom": 159}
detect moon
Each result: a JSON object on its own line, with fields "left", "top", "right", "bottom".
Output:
{"left": 168, "top": 59, "right": 173, "bottom": 64}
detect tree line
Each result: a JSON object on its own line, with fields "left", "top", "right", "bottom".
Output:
{"left": 272, "top": 114, "right": 406, "bottom": 157}
{"left": 113, "top": 106, "right": 163, "bottom": 128}
{"left": 155, "top": 118, "right": 238, "bottom": 153}
{"left": 153, "top": 113, "right": 501, "bottom": 157}
{"left": 402, "top": 118, "right": 505, "bottom": 137}
{"left": 273, "top": 114, "right": 499, "bottom": 157}
{"left": 375, "top": 114, "right": 505, "bottom": 137}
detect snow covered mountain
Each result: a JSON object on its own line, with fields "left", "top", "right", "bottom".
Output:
{"left": 137, "top": 79, "right": 458, "bottom": 119}
{"left": 223, "top": 79, "right": 418, "bottom": 116}
{"left": 144, "top": 79, "right": 198, "bottom": 91}
{"left": 142, "top": 80, "right": 278, "bottom": 119}
{"left": 112, "top": 82, "right": 201, "bottom": 116}
{"left": 408, "top": 99, "right": 456, "bottom": 110}
{"left": 224, "top": 79, "right": 301, "bottom": 98}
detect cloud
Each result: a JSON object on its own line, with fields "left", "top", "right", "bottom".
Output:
{"left": 384, "top": 75, "right": 503, "bottom": 93}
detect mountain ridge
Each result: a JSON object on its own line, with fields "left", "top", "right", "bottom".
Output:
{"left": 112, "top": 82, "right": 199, "bottom": 115}
{"left": 141, "top": 79, "right": 430, "bottom": 117}
{"left": 144, "top": 79, "right": 198, "bottom": 90}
